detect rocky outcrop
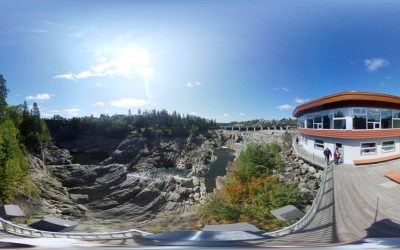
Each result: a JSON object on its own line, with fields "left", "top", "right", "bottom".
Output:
{"left": 102, "top": 133, "right": 216, "bottom": 176}
{"left": 42, "top": 145, "right": 72, "bottom": 165}
{"left": 27, "top": 155, "right": 86, "bottom": 218}
{"left": 47, "top": 162, "right": 207, "bottom": 222}
{"left": 277, "top": 148, "right": 322, "bottom": 210}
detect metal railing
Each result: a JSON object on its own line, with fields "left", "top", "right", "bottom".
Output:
{"left": 263, "top": 138, "right": 329, "bottom": 237}
{"left": 0, "top": 217, "right": 151, "bottom": 240}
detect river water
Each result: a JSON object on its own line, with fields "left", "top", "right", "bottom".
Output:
{"left": 205, "top": 148, "right": 236, "bottom": 192}
{"left": 72, "top": 148, "right": 236, "bottom": 193}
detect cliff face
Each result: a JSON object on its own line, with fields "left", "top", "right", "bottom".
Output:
{"left": 101, "top": 133, "right": 216, "bottom": 176}
{"left": 25, "top": 132, "right": 214, "bottom": 231}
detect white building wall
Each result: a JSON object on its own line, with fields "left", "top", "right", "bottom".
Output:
{"left": 299, "top": 134, "right": 400, "bottom": 165}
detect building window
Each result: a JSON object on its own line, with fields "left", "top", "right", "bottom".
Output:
{"left": 333, "top": 109, "right": 346, "bottom": 129}
{"left": 353, "top": 108, "right": 366, "bottom": 129}
{"left": 313, "top": 115, "right": 322, "bottom": 129}
{"left": 334, "top": 119, "right": 346, "bottom": 129}
{"left": 381, "top": 109, "right": 393, "bottom": 129}
{"left": 314, "top": 139, "right": 324, "bottom": 150}
{"left": 323, "top": 113, "right": 331, "bottom": 129}
{"left": 382, "top": 141, "right": 395, "bottom": 153}
{"left": 360, "top": 142, "right": 377, "bottom": 155}
{"left": 353, "top": 115, "right": 366, "bottom": 129}
{"left": 367, "top": 108, "right": 380, "bottom": 129}
{"left": 307, "top": 119, "right": 313, "bottom": 129}
{"left": 393, "top": 111, "right": 400, "bottom": 128}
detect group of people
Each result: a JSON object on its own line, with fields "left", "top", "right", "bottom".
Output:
{"left": 323, "top": 147, "right": 341, "bottom": 166}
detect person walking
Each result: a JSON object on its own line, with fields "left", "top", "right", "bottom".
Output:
{"left": 296, "top": 137, "right": 299, "bottom": 145}
{"left": 334, "top": 148, "right": 340, "bottom": 165}
{"left": 323, "top": 147, "right": 332, "bottom": 166}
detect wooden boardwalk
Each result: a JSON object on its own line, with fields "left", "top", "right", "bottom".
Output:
{"left": 263, "top": 145, "right": 400, "bottom": 246}
{"left": 334, "top": 160, "right": 400, "bottom": 241}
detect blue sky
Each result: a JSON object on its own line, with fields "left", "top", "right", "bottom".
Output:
{"left": 1, "top": 0, "right": 400, "bottom": 122}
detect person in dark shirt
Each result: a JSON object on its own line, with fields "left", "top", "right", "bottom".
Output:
{"left": 323, "top": 147, "right": 332, "bottom": 166}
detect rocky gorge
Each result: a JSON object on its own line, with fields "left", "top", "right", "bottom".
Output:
{"left": 21, "top": 129, "right": 321, "bottom": 232}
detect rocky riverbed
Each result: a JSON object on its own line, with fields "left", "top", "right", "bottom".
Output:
{"left": 21, "top": 129, "right": 320, "bottom": 232}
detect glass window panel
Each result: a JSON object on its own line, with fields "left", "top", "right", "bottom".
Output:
{"left": 361, "top": 142, "right": 377, "bottom": 155}
{"left": 353, "top": 108, "right": 366, "bottom": 115}
{"left": 383, "top": 141, "right": 395, "bottom": 146}
{"left": 393, "top": 111, "right": 400, "bottom": 119}
{"left": 334, "top": 119, "right": 346, "bottom": 129}
{"left": 367, "top": 108, "right": 380, "bottom": 122}
{"left": 314, "top": 139, "right": 324, "bottom": 149}
{"left": 323, "top": 114, "right": 331, "bottom": 129}
{"left": 393, "top": 119, "right": 400, "bottom": 128}
{"left": 353, "top": 116, "right": 366, "bottom": 129}
{"left": 307, "top": 119, "right": 313, "bottom": 129}
{"left": 361, "top": 142, "right": 376, "bottom": 148}
{"left": 334, "top": 109, "right": 345, "bottom": 118}
{"left": 367, "top": 123, "right": 374, "bottom": 129}
{"left": 314, "top": 116, "right": 322, "bottom": 123}
{"left": 381, "top": 109, "right": 392, "bottom": 129}
{"left": 382, "top": 141, "right": 395, "bottom": 153}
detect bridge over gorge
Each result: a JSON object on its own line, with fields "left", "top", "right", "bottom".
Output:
{"left": 219, "top": 125, "right": 297, "bottom": 131}
{"left": 1, "top": 139, "right": 400, "bottom": 246}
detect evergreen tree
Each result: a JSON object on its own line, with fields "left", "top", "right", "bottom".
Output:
{"left": 31, "top": 103, "right": 40, "bottom": 117}
{"left": 0, "top": 119, "right": 29, "bottom": 202}
{"left": 0, "top": 74, "right": 8, "bottom": 109}
{"left": 22, "top": 101, "right": 29, "bottom": 118}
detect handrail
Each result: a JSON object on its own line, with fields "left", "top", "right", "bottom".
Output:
{"left": 0, "top": 217, "right": 151, "bottom": 239}
{"left": 263, "top": 138, "right": 329, "bottom": 237}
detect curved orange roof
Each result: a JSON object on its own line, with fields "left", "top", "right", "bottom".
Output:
{"left": 293, "top": 92, "right": 400, "bottom": 117}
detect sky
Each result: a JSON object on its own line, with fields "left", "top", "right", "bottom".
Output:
{"left": 1, "top": 0, "right": 400, "bottom": 122}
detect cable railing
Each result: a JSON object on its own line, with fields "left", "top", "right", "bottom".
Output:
{"left": 0, "top": 136, "right": 329, "bottom": 241}
{"left": 0, "top": 217, "right": 151, "bottom": 240}
{"left": 263, "top": 138, "right": 330, "bottom": 237}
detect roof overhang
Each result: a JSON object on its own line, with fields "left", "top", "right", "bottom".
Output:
{"left": 293, "top": 92, "right": 400, "bottom": 117}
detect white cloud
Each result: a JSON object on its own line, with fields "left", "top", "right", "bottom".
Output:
{"left": 364, "top": 58, "right": 390, "bottom": 72}
{"left": 274, "top": 87, "right": 290, "bottom": 92}
{"left": 54, "top": 73, "right": 75, "bottom": 80}
{"left": 55, "top": 45, "right": 154, "bottom": 80}
{"left": 63, "top": 108, "right": 80, "bottom": 117}
{"left": 239, "top": 112, "right": 246, "bottom": 116}
{"left": 277, "top": 104, "right": 293, "bottom": 110}
{"left": 109, "top": 98, "right": 149, "bottom": 108}
{"left": 25, "top": 93, "right": 54, "bottom": 101}
{"left": 294, "top": 97, "right": 310, "bottom": 104}
{"left": 186, "top": 81, "right": 201, "bottom": 88}
{"left": 380, "top": 82, "right": 386, "bottom": 86}
{"left": 190, "top": 112, "right": 198, "bottom": 115}
{"left": 223, "top": 113, "right": 229, "bottom": 117}
{"left": 90, "top": 101, "right": 105, "bottom": 107}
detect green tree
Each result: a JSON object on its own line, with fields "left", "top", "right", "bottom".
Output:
{"left": 31, "top": 102, "right": 40, "bottom": 117}
{"left": 0, "top": 119, "right": 29, "bottom": 202}
{"left": 0, "top": 74, "right": 9, "bottom": 117}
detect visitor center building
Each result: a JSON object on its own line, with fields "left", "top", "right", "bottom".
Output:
{"left": 294, "top": 92, "right": 400, "bottom": 165}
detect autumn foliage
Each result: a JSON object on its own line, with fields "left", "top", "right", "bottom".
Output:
{"left": 200, "top": 142, "right": 301, "bottom": 231}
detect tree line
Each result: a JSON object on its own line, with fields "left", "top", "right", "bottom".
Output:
{"left": 45, "top": 110, "right": 219, "bottom": 141}
{"left": 0, "top": 74, "right": 50, "bottom": 202}
{"left": 225, "top": 118, "right": 297, "bottom": 128}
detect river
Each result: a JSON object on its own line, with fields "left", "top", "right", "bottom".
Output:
{"left": 71, "top": 148, "right": 236, "bottom": 193}
{"left": 205, "top": 148, "right": 236, "bottom": 192}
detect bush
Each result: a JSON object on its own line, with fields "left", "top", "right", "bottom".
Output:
{"left": 199, "top": 142, "right": 301, "bottom": 231}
